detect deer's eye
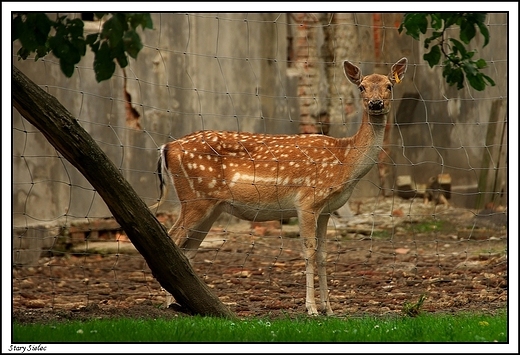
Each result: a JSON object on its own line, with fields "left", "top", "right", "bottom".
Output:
{"left": 359, "top": 85, "right": 365, "bottom": 92}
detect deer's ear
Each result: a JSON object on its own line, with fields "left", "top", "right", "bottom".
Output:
{"left": 343, "top": 60, "right": 363, "bottom": 86}
{"left": 389, "top": 57, "right": 408, "bottom": 85}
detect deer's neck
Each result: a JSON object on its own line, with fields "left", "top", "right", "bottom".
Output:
{"left": 358, "top": 111, "right": 388, "bottom": 144}
{"left": 340, "top": 111, "right": 388, "bottom": 175}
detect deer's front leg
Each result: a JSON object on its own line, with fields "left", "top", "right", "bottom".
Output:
{"left": 299, "top": 211, "right": 319, "bottom": 316}
{"left": 316, "top": 213, "right": 333, "bottom": 315}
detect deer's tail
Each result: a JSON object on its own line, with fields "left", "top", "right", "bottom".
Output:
{"left": 149, "top": 145, "right": 169, "bottom": 211}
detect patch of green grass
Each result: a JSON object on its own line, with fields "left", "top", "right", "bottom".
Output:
{"left": 478, "top": 247, "right": 507, "bottom": 255}
{"left": 407, "top": 219, "right": 446, "bottom": 234}
{"left": 402, "top": 294, "right": 427, "bottom": 317}
{"left": 13, "top": 310, "right": 507, "bottom": 344}
{"left": 369, "top": 219, "right": 452, "bottom": 240}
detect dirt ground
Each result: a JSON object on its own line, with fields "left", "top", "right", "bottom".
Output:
{"left": 12, "top": 197, "right": 508, "bottom": 324}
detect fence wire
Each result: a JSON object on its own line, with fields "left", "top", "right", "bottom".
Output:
{"left": 12, "top": 13, "right": 508, "bottom": 318}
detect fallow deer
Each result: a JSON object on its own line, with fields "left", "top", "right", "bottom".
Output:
{"left": 152, "top": 58, "right": 408, "bottom": 315}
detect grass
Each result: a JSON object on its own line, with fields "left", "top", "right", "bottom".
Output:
{"left": 403, "top": 219, "right": 450, "bottom": 235}
{"left": 12, "top": 310, "right": 507, "bottom": 343}
{"left": 402, "top": 294, "right": 428, "bottom": 317}
{"left": 369, "top": 219, "right": 446, "bottom": 240}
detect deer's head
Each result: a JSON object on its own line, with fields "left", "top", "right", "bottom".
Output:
{"left": 343, "top": 58, "right": 408, "bottom": 117}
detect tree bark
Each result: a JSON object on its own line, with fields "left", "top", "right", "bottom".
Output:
{"left": 12, "top": 67, "right": 235, "bottom": 319}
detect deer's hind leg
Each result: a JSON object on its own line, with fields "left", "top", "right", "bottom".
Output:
{"left": 163, "top": 200, "right": 221, "bottom": 307}
{"left": 169, "top": 200, "right": 222, "bottom": 261}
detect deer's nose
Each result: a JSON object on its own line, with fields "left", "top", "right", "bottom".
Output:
{"left": 368, "top": 99, "right": 384, "bottom": 111}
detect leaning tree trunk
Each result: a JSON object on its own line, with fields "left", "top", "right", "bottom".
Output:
{"left": 12, "top": 67, "right": 234, "bottom": 319}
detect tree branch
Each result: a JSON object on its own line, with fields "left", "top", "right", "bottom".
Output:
{"left": 12, "top": 66, "right": 235, "bottom": 319}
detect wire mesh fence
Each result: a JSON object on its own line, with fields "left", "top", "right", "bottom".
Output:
{"left": 12, "top": 12, "right": 508, "bottom": 318}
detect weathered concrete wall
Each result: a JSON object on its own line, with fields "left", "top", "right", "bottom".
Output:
{"left": 13, "top": 13, "right": 507, "bottom": 229}
{"left": 13, "top": 13, "right": 297, "bottom": 226}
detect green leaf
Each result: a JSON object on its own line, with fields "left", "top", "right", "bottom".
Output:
{"left": 33, "top": 13, "right": 52, "bottom": 44}
{"left": 17, "top": 18, "right": 39, "bottom": 49}
{"left": 477, "top": 22, "right": 490, "bottom": 47}
{"left": 397, "top": 22, "right": 405, "bottom": 35}
{"left": 128, "top": 13, "right": 154, "bottom": 30}
{"left": 115, "top": 13, "right": 130, "bottom": 32}
{"left": 94, "top": 41, "right": 116, "bottom": 82}
{"left": 123, "top": 30, "right": 143, "bottom": 59}
{"left": 466, "top": 73, "right": 486, "bottom": 91}
{"left": 13, "top": 12, "right": 152, "bottom": 81}
{"left": 415, "top": 14, "right": 429, "bottom": 35}
{"left": 449, "top": 38, "right": 467, "bottom": 57}
{"left": 459, "top": 19, "right": 476, "bottom": 44}
{"left": 59, "top": 59, "right": 75, "bottom": 78}
{"left": 12, "top": 15, "right": 23, "bottom": 42}
{"left": 116, "top": 52, "right": 128, "bottom": 68}
{"left": 424, "top": 31, "right": 443, "bottom": 49}
{"left": 141, "top": 13, "right": 154, "bottom": 29}
{"left": 443, "top": 63, "right": 464, "bottom": 89}
{"left": 439, "top": 13, "right": 459, "bottom": 28}
{"left": 475, "top": 58, "right": 487, "bottom": 69}
{"left": 462, "top": 61, "right": 478, "bottom": 76}
{"left": 86, "top": 33, "right": 99, "bottom": 46}
{"left": 95, "top": 40, "right": 112, "bottom": 61}
{"left": 69, "top": 42, "right": 83, "bottom": 64}
{"left": 482, "top": 74, "right": 495, "bottom": 86}
{"left": 48, "top": 35, "right": 66, "bottom": 58}
{"left": 102, "top": 17, "right": 124, "bottom": 48}
{"left": 34, "top": 45, "right": 49, "bottom": 61}
{"left": 429, "top": 14, "right": 443, "bottom": 30}
{"left": 72, "top": 38, "right": 87, "bottom": 57}
{"left": 423, "top": 45, "right": 442, "bottom": 67}
{"left": 398, "top": 13, "right": 494, "bottom": 91}
{"left": 67, "top": 18, "right": 85, "bottom": 38}
{"left": 399, "top": 13, "right": 428, "bottom": 40}
{"left": 127, "top": 13, "right": 142, "bottom": 30}
{"left": 90, "top": 40, "right": 100, "bottom": 53}
{"left": 17, "top": 47, "right": 31, "bottom": 61}
{"left": 471, "top": 13, "right": 487, "bottom": 24}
